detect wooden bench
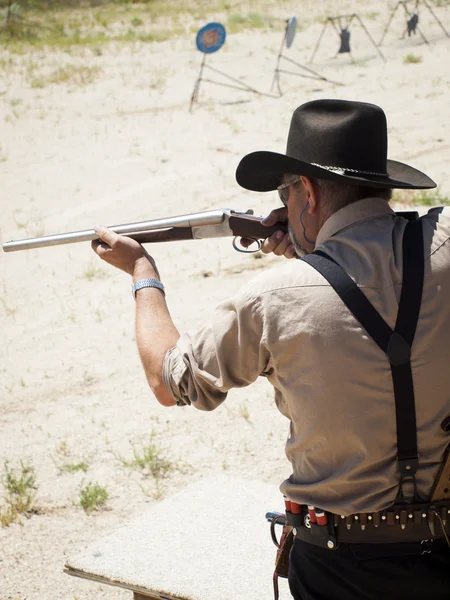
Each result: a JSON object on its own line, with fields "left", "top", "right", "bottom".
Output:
{"left": 65, "top": 475, "right": 292, "bottom": 600}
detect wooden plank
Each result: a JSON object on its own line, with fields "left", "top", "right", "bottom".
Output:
{"left": 65, "top": 475, "right": 291, "bottom": 600}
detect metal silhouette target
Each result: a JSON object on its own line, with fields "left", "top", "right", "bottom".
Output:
{"left": 196, "top": 22, "right": 226, "bottom": 54}
{"left": 285, "top": 16, "right": 297, "bottom": 49}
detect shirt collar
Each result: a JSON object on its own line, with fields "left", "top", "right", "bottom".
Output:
{"left": 315, "top": 198, "right": 396, "bottom": 246}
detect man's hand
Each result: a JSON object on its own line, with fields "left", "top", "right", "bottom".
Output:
{"left": 91, "top": 226, "right": 159, "bottom": 280}
{"left": 260, "top": 207, "right": 296, "bottom": 258}
{"left": 239, "top": 208, "right": 295, "bottom": 258}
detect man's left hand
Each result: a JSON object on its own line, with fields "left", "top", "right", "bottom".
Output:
{"left": 92, "top": 226, "right": 159, "bottom": 279}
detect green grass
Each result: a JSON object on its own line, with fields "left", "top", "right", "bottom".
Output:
{"left": 227, "top": 12, "right": 267, "bottom": 33}
{"left": 29, "top": 64, "right": 101, "bottom": 88}
{"left": 0, "top": 460, "right": 37, "bottom": 527}
{"left": 392, "top": 188, "right": 450, "bottom": 207}
{"left": 0, "top": 0, "right": 287, "bottom": 50}
{"left": 79, "top": 481, "right": 108, "bottom": 513}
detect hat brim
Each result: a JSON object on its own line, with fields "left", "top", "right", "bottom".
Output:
{"left": 235, "top": 151, "right": 436, "bottom": 191}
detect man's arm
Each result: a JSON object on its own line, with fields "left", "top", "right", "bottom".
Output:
{"left": 92, "top": 226, "right": 179, "bottom": 407}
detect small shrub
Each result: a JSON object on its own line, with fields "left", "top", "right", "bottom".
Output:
{"left": 1, "top": 460, "right": 37, "bottom": 527}
{"left": 403, "top": 53, "right": 422, "bottom": 64}
{"left": 79, "top": 482, "right": 108, "bottom": 513}
{"left": 117, "top": 439, "right": 177, "bottom": 480}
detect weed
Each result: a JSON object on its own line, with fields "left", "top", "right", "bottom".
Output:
{"left": 137, "top": 479, "right": 165, "bottom": 500}
{"left": 30, "top": 78, "right": 45, "bottom": 89}
{"left": 79, "top": 482, "right": 108, "bottom": 513}
{"left": 56, "top": 440, "right": 70, "bottom": 456}
{"left": 0, "top": 297, "right": 17, "bottom": 317}
{"left": 60, "top": 460, "right": 89, "bottom": 474}
{"left": 0, "top": 143, "right": 8, "bottom": 162}
{"left": 46, "top": 65, "right": 101, "bottom": 86}
{"left": 403, "top": 53, "right": 422, "bottom": 64}
{"left": 0, "top": 460, "right": 37, "bottom": 527}
{"left": 82, "top": 371, "right": 97, "bottom": 386}
{"left": 28, "top": 65, "right": 101, "bottom": 88}
{"left": 239, "top": 403, "right": 251, "bottom": 421}
{"left": 117, "top": 438, "right": 178, "bottom": 480}
{"left": 80, "top": 261, "right": 108, "bottom": 281}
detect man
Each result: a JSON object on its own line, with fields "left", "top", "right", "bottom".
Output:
{"left": 92, "top": 99, "right": 450, "bottom": 599}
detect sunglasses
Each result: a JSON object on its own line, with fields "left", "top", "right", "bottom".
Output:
{"left": 277, "top": 176, "right": 302, "bottom": 206}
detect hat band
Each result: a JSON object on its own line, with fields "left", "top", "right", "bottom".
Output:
{"left": 311, "top": 162, "right": 388, "bottom": 177}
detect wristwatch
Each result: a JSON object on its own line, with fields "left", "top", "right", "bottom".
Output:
{"left": 132, "top": 278, "right": 165, "bottom": 298}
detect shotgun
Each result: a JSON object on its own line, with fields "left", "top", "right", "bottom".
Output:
{"left": 2, "top": 208, "right": 419, "bottom": 254}
{"left": 2, "top": 208, "right": 288, "bottom": 254}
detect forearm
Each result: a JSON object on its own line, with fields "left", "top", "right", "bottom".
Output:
{"left": 91, "top": 227, "right": 180, "bottom": 405}
{"left": 133, "top": 264, "right": 180, "bottom": 407}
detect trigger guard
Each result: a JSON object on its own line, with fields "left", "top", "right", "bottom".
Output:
{"left": 232, "top": 236, "right": 262, "bottom": 253}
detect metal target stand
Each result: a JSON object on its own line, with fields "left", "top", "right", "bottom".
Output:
{"left": 190, "top": 22, "right": 276, "bottom": 112}
{"left": 270, "top": 17, "right": 343, "bottom": 96}
{"left": 310, "top": 14, "right": 385, "bottom": 63}
{"left": 378, "top": 0, "right": 449, "bottom": 46}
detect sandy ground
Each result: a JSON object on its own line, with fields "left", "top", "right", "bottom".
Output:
{"left": 1, "top": 2, "right": 450, "bottom": 598}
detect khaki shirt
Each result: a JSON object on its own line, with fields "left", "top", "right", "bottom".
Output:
{"left": 163, "top": 198, "right": 450, "bottom": 515}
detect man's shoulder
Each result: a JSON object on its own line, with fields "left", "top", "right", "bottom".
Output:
{"left": 239, "top": 258, "right": 328, "bottom": 300}
{"left": 421, "top": 205, "right": 450, "bottom": 225}
{"left": 420, "top": 205, "right": 450, "bottom": 255}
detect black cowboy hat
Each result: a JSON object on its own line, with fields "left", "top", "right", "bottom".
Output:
{"left": 236, "top": 99, "right": 436, "bottom": 191}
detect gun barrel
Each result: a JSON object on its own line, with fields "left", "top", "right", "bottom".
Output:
{"left": 3, "top": 209, "right": 229, "bottom": 253}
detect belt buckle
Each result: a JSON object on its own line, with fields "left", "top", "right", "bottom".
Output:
{"left": 421, "top": 539, "right": 433, "bottom": 555}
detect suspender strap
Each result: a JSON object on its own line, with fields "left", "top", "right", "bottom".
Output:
{"left": 302, "top": 220, "right": 424, "bottom": 490}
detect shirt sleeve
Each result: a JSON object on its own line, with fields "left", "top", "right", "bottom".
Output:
{"left": 162, "top": 291, "right": 269, "bottom": 411}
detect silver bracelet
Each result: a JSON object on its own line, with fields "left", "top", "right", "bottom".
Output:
{"left": 132, "top": 278, "right": 165, "bottom": 299}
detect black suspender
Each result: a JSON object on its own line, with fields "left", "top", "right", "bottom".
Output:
{"left": 303, "top": 219, "right": 425, "bottom": 501}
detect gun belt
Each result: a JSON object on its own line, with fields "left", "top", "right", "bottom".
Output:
{"left": 286, "top": 500, "right": 450, "bottom": 546}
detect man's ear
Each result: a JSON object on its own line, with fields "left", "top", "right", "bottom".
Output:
{"left": 300, "top": 176, "right": 319, "bottom": 214}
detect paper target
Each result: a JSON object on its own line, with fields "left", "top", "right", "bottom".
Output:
{"left": 196, "top": 22, "right": 226, "bottom": 54}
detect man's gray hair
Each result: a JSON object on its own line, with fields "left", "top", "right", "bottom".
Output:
{"left": 291, "top": 177, "right": 392, "bottom": 219}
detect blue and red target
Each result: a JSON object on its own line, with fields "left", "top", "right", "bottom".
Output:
{"left": 196, "top": 23, "right": 226, "bottom": 54}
